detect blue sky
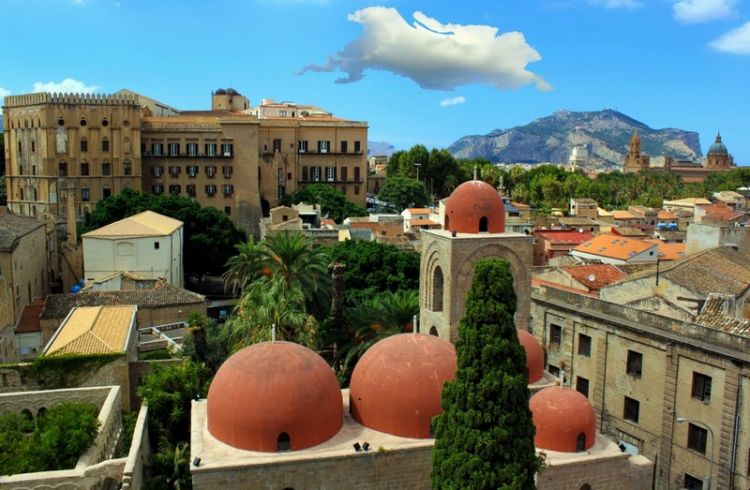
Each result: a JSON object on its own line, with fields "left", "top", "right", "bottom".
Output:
{"left": 1, "top": 0, "right": 748, "bottom": 163}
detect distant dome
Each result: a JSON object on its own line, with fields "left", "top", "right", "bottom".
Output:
{"left": 207, "top": 341, "right": 342, "bottom": 452}
{"left": 444, "top": 180, "right": 505, "bottom": 233}
{"left": 350, "top": 333, "right": 456, "bottom": 438}
{"left": 517, "top": 329, "right": 544, "bottom": 383}
{"left": 214, "top": 88, "right": 227, "bottom": 95}
{"left": 708, "top": 133, "right": 728, "bottom": 155}
{"left": 530, "top": 387, "right": 596, "bottom": 452}
{"left": 226, "top": 88, "right": 240, "bottom": 96}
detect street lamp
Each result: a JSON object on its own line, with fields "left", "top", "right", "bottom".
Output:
{"left": 676, "top": 416, "right": 715, "bottom": 490}
{"left": 413, "top": 162, "right": 422, "bottom": 181}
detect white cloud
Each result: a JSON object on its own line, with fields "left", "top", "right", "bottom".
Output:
{"left": 300, "top": 7, "right": 551, "bottom": 92}
{"left": 0, "top": 87, "right": 10, "bottom": 114}
{"left": 710, "top": 21, "right": 750, "bottom": 53}
{"left": 440, "top": 96, "right": 466, "bottom": 107}
{"left": 32, "top": 78, "right": 100, "bottom": 94}
{"left": 673, "top": 0, "right": 738, "bottom": 23}
{"left": 587, "top": 0, "right": 641, "bottom": 8}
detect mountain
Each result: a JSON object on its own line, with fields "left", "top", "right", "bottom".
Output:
{"left": 368, "top": 141, "right": 395, "bottom": 157}
{"left": 448, "top": 109, "right": 702, "bottom": 170}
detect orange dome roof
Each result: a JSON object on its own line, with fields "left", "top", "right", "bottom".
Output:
{"left": 350, "top": 333, "right": 457, "bottom": 438}
{"left": 444, "top": 180, "right": 505, "bottom": 233}
{"left": 530, "top": 387, "right": 596, "bottom": 452}
{"left": 517, "top": 329, "right": 544, "bottom": 383}
{"left": 207, "top": 341, "right": 342, "bottom": 452}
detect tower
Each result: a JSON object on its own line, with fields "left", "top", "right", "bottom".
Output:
{"left": 623, "top": 131, "right": 650, "bottom": 173}
{"left": 705, "top": 132, "right": 734, "bottom": 169}
{"left": 419, "top": 180, "right": 533, "bottom": 342}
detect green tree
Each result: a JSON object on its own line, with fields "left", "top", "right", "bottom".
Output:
{"left": 432, "top": 258, "right": 539, "bottom": 489}
{"left": 281, "top": 184, "right": 367, "bottom": 223}
{"left": 80, "top": 188, "right": 246, "bottom": 279}
{"left": 222, "top": 239, "right": 269, "bottom": 295}
{"left": 377, "top": 176, "right": 429, "bottom": 211}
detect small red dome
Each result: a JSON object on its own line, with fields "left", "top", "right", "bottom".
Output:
{"left": 444, "top": 180, "right": 505, "bottom": 233}
{"left": 350, "top": 333, "right": 457, "bottom": 438}
{"left": 517, "top": 329, "right": 544, "bottom": 383}
{"left": 207, "top": 341, "right": 342, "bottom": 452}
{"left": 530, "top": 387, "right": 596, "bottom": 452}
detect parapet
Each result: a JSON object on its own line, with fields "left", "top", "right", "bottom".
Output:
{"left": 3, "top": 92, "right": 140, "bottom": 108}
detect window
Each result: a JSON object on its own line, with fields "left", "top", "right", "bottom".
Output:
{"left": 432, "top": 267, "right": 444, "bottom": 312}
{"left": 576, "top": 376, "right": 589, "bottom": 398}
{"left": 277, "top": 432, "right": 291, "bottom": 452}
{"left": 169, "top": 166, "right": 180, "bottom": 176}
{"left": 273, "top": 139, "right": 282, "bottom": 152}
{"left": 102, "top": 138, "right": 110, "bottom": 152}
{"left": 169, "top": 185, "right": 181, "bottom": 195}
{"left": 341, "top": 140, "right": 348, "bottom": 153}
{"left": 223, "top": 166, "right": 233, "bottom": 178}
{"left": 205, "top": 143, "right": 217, "bottom": 157}
{"left": 298, "top": 140, "right": 308, "bottom": 153}
{"left": 354, "top": 140, "right": 361, "bottom": 153}
{"left": 354, "top": 167, "right": 361, "bottom": 181}
{"left": 31, "top": 141, "right": 35, "bottom": 152}
{"left": 187, "top": 165, "right": 198, "bottom": 177}
{"left": 341, "top": 166, "right": 348, "bottom": 181}
{"left": 80, "top": 138, "right": 88, "bottom": 152}
{"left": 318, "top": 140, "right": 330, "bottom": 153}
{"left": 187, "top": 143, "right": 198, "bottom": 157}
{"left": 691, "top": 372, "right": 712, "bottom": 403}
{"left": 326, "top": 166, "right": 336, "bottom": 182}
{"left": 168, "top": 143, "right": 180, "bottom": 156}
{"left": 205, "top": 184, "right": 217, "bottom": 196}
{"left": 687, "top": 423, "right": 708, "bottom": 454}
{"left": 576, "top": 433, "right": 587, "bottom": 452}
{"left": 102, "top": 161, "right": 111, "bottom": 176}
{"left": 123, "top": 161, "right": 132, "bottom": 176}
{"left": 152, "top": 166, "right": 163, "bottom": 178}
{"left": 224, "top": 206, "right": 231, "bottom": 215}
{"left": 103, "top": 188, "right": 112, "bottom": 198}
{"left": 58, "top": 162, "right": 68, "bottom": 176}
{"left": 623, "top": 396, "right": 639, "bottom": 423}
{"left": 152, "top": 184, "right": 164, "bottom": 195}
{"left": 18, "top": 141, "right": 22, "bottom": 154}
{"left": 354, "top": 185, "right": 360, "bottom": 195}
{"left": 223, "top": 184, "right": 234, "bottom": 196}
{"left": 302, "top": 166, "right": 308, "bottom": 181}
{"left": 154, "top": 241, "right": 160, "bottom": 250}
{"left": 79, "top": 118, "right": 87, "bottom": 127}
{"left": 221, "top": 143, "right": 233, "bottom": 157}
{"left": 80, "top": 162, "right": 89, "bottom": 176}
{"left": 101, "top": 119, "right": 109, "bottom": 127}
{"left": 578, "top": 334, "right": 592, "bottom": 357}
{"left": 311, "top": 166, "right": 321, "bottom": 182}
{"left": 626, "top": 350, "right": 643, "bottom": 378}
{"left": 186, "top": 185, "right": 196, "bottom": 197}
{"left": 479, "top": 216, "right": 488, "bottom": 232}
{"left": 152, "top": 142, "right": 163, "bottom": 156}
{"left": 683, "top": 474, "right": 703, "bottom": 490}
{"left": 550, "top": 324, "right": 562, "bottom": 346}
{"left": 81, "top": 188, "right": 90, "bottom": 202}
{"left": 205, "top": 165, "right": 217, "bottom": 178}
{"left": 548, "top": 364, "right": 560, "bottom": 377}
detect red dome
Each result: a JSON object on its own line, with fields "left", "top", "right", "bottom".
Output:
{"left": 517, "top": 329, "right": 544, "bottom": 383}
{"left": 207, "top": 341, "right": 342, "bottom": 452}
{"left": 350, "top": 333, "right": 457, "bottom": 438}
{"left": 530, "top": 387, "right": 596, "bottom": 452}
{"left": 444, "top": 180, "right": 505, "bottom": 233}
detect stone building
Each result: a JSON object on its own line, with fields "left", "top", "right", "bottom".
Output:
{"left": 531, "top": 258, "right": 750, "bottom": 489}
{"left": 622, "top": 131, "right": 650, "bottom": 173}
{"left": 419, "top": 180, "right": 533, "bottom": 341}
{"left": 2, "top": 92, "right": 143, "bottom": 220}
{"left": 0, "top": 213, "right": 51, "bottom": 362}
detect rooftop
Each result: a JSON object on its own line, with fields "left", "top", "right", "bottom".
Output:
{"left": 611, "top": 210, "right": 636, "bottom": 220}
{"left": 41, "top": 281, "right": 205, "bottom": 319}
{"left": 45, "top": 305, "right": 136, "bottom": 356}
{"left": 695, "top": 293, "right": 750, "bottom": 337}
{"left": 535, "top": 229, "right": 594, "bottom": 244}
{"left": 644, "top": 239, "right": 686, "bottom": 261}
{"left": 561, "top": 264, "right": 627, "bottom": 290}
{"left": 0, "top": 213, "right": 45, "bottom": 253}
{"left": 574, "top": 234, "right": 656, "bottom": 261}
{"left": 14, "top": 298, "right": 46, "bottom": 334}
{"left": 82, "top": 211, "right": 183, "bottom": 238}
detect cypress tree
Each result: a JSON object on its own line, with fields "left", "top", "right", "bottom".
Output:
{"left": 432, "top": 258, "right": 539, "bottom": 489}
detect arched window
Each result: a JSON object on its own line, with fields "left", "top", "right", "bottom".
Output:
{"left": 576, "top": 432, "right": 587, "bottom": 452}
{"left": 479, "top": 216, "right": 488, "bottom": 232}
{"left": 429, "top": 326, "right": 438, "bottom": 336}
{"left": 80, "top": 137, "right": 88, "bottom": 152}
{"left": 432, "top": 266, "right": 444, "bottom": 312}
{"left": 277, "top": 432, "right": 291, "bottom": 452}
{"left": 579, "top": 484, "right": 592, "bottom": 490}
{"left": 102, "top": 137, "right": 110, "bottom": 152}
{"left": 37, "top": 407, "right": 47, "bottom": 418}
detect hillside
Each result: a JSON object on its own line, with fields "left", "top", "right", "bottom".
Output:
{"left": 448, "top": 110, "right": 702, "bottom": 170}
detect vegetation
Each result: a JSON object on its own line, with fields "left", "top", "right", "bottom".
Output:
{"left": 281, "top": 183, "right": 368, "bottom": 223}
{"left": 432, "top": 258, "right": 539, "bottom": 489}
{"left": 0, "top": 402, "right": 100, "bottom": 476}
{"left": 0, "top": 353, "right": 125, "bottom": 389}
{"left": 376, "top": 176, "right": 430, "bottom": 211}
{"left": 80, "top": 188, "right": 246, "bottom": 279}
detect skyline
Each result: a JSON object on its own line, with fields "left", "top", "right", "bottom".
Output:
{"left": 1, "top": 0, "right": 748, "bottom": 163}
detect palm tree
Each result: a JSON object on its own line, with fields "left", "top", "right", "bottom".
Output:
{"left": 222, "top": 239, "right": 269, "bottom": 295}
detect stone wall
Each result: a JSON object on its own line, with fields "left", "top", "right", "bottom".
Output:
{"left": 122, "top": 404, "right": 150, "bottom": 490}
{"left": 537, "top": 453, "right": 652, "bottom": 490}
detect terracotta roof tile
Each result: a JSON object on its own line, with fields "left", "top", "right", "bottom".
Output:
{"left": 15, "top": 298, "right": 45, "bottom": 334}
{"left": 644, "top": 239, "right": 686, "bottom": 261}
{"left": 561, "top": 264, "right": 627, "bottom": 290}
{"left": 0, "top": 213, "right": 45, "bottom": 252}
{"left": 695, "top": 293, "right": 750, "bottom": 337}
{"left": 535, "top": 230, "right": 594, "bottom": 244}
{"left": 45, "top": 305, "right": 136, "bottom": 356}
{"left": 573, "top": 234, "right": 656, "bottom": 261}
{"left": 82, "top": 211, "right": 182, "bottom": 238}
